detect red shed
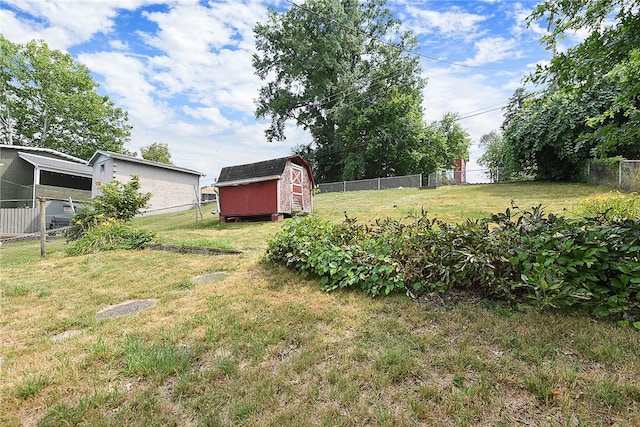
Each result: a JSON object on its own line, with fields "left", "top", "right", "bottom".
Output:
{"left": 215, "top": 155, "right": 315, "bottom": 222}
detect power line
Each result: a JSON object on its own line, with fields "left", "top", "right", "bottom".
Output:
{"left": 282, "top": 0, "right": 481, "bottom": 70}
{"left": 457, "top": 105, "right": 506, "bottom": 120}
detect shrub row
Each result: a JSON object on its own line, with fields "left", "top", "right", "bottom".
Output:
{"left": 264, "top": 206, "right": 640, "bottom": 326}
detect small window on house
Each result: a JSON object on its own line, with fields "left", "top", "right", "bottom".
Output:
{"left": 100, "top": 164, "right": 105, "bottom": 173}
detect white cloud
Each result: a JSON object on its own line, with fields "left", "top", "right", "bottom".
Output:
{"left": 2, "top": 0, "right": 553, "bottom": 183}
{"left": 78, "top": 51, "right": 173, "bottom": 128}
{"left": 402, "top": 5, "right": 488, "bottom": 38}
{"left": 182, "top": 106, "right": 233, "bottom": 129}
{"left": 109, "top": 39, "right": 129, "bottom": 50}
{"left": 463, "top": 36, "right": 520, "bottom": 66}
{"left": 421, "top": 66, "right": 510, "bottom": 167}
{"left": 1, "top": 0, "right": 156, "bottom": 49}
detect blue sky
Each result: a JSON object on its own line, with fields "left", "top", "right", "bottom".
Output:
{"left": 0, "top": 0, "right": 581, "bottom": 184}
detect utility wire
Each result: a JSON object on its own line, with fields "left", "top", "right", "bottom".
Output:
{"left": 457, "top": 105, "right": 506, "bottom": 120}
{"left": 282, "top": 0, "right": 481, "bottom": 70}
{"left": 265, "top": 0, "right": 497, "bottom": 124}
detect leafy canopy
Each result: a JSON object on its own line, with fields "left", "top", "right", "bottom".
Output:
{"left": 0, "top": 35, "right": 131, "bottom": 159}
{"left": 253, "top": 0, "right": 432, "bottom": 182}
{"left": 500, "top": 0, "right": 640, "bottom": 181}
{"left": 141, "top": 142, "right": 172, "bottom": 164}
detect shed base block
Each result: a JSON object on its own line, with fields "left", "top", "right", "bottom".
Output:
{"left": 219, "top": 213, "right": 285, "bottom": 223}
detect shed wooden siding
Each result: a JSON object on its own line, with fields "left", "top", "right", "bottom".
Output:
{"left": 215, "top": 156, "right": 314, "bottom": 221}
{"left": 278, "top": 161, "right": 313, "bottom": 213}
{"left": 218, "top": 180, "right": 279, "bottom": 216}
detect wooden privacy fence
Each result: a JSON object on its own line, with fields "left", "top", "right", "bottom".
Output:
{"left": 0, "top": 207, "right": 39, "bottom": 235}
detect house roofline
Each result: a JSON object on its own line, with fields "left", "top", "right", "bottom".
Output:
{"left": 18, "top": 152, "right": 93, "bottom": 177}
{"left": 0, "top": 144, "right": 88, "bottom": 164}
{"left": 88, "top": 150, "right": 205, "bottom": 176}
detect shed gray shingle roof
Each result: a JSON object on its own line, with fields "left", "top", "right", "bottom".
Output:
{"left": 217, "top": 157, "right": 289, "bottom": 185}
{"left": 216, "top": 155, "right": 315, "bottom": 188}
{"left": 18, "top": 152, "right": 93, "bottom": 176}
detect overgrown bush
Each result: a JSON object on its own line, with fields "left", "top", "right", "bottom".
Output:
{"left": 65, "top": 175, "right": 152, "bottom": 241}
{"left": 264, "top": 215, "right": 404, "bottom": 296}
{"left": 66, "top": 221, "right": 154, "bottom": 255}
{"left": 264, "top": 206, "right": 640, "bottom": 327}
{"left": 64, "top": 175, "right": 154, "bottom": 254}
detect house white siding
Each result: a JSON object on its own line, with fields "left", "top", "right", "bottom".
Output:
{"left": 90, "top": 152, "right": 203, "bottom": 216}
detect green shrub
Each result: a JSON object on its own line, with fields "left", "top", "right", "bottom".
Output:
{"left": 66, "top": 221, "right": 154, "bottom": 255}
{"left": 92, "top": 175, "right": 151, "bottom": 222}
{"left": 576, "top": 192, "right": 640, "bottom": 221}
{"left": 264, "top": 206, "right": 640, "bottom": 326}
{"left": 65, "top": 175, "right": 152, "bottom": 241}
{"left": 264, "top": 215, "right": 404, "bottom": 296}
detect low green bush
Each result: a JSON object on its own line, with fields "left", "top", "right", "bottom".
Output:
{"left": 66, "top": 221, "right": 154, "bottom": 255}
{"left": 264, "top": 215, "right": 404, "bottom": 296}
{"left": 575, "top": 192, "right": 640, "bottom": 221}
{"left": 264, "top": 206, "right": 640, "bottom": 327}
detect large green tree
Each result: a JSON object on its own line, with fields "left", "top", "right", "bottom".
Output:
{"left": 0, "top": 36, "right": 131, "bottom": 159}
{"left": 529, "top": 0, "right": 640, "bottom": 158}
{"left": 504, "top": 78, "right": 620, "bottom": 181}
{"left": 502, "top": 0, "right": 640, "bottom": 181}
{"left": 431, "top": 112, "right": 471, "bottom": 164}
{"left": 253, "top": 0, "right": 428, "bottom": 182}
{"left": 140, "top": 142, "right": 172, "bottom": 164}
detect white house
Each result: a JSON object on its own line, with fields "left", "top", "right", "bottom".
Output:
{"left": 88, "top": 151, "right": 205, "bottom": 215}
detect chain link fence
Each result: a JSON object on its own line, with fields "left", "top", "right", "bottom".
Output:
{"left": 317, "top": 168, "right": 500, "bottom": 193}
{"left": 587, "top": 160, "right": 640, "bottom": 192}
{"left": 427, "top": 168, "right": 498, "bottom": 188}
{"left": 317, "top": 174, "right": 423, "bottom": 193}
{"left": 0, "top": 199, "right": 218, "bottom": 262}
{"left": 620, "top": 160, "right": 640, "bottom": 192}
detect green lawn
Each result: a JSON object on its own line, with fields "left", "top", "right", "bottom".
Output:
{"left": 1, "top": 183, "right": 639, "bottom": 426}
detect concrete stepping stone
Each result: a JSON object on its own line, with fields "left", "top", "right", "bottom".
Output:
{"left": 96, "top": 299, "right": 157, "bottom": 320}
{"left": 51, "top": 329, "right": 82, "bottom": 342}
{"left": 193, "top": 272, "right": 224, "bottom": 284}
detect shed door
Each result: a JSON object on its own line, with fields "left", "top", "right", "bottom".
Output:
{"left": 291, "top": 165, "right": 304, "bottom": 211}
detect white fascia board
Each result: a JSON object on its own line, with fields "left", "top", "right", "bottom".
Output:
{"left": 215, "top": 175, "right": 281, "bottom": 188}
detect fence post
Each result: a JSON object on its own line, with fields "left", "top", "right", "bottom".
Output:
{"left": 378, "top": 178, "right": 381, "bottom": 190}
{"left": 619, "top": 160, "right": 623, "bottom": 189}
{"left": 39, "top": 197, "right": 46, "bottom": 258}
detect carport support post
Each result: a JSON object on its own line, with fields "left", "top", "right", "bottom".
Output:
{"left": 39, "top": 197, "right": 46, "bottom": 258}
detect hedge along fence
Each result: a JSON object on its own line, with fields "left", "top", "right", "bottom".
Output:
{"left": 264, "top": 205, "right": 640, "bottom": 327}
